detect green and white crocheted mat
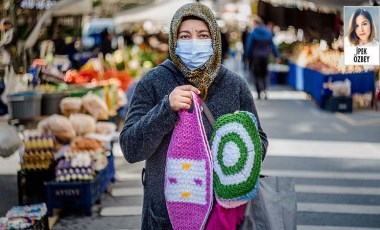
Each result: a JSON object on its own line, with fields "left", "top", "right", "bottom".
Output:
{"left": 210, "top": 111, "right": 262, "bottom": 201}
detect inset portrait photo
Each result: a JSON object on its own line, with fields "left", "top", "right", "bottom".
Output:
{"left": 344, "top": 6, "right": 380, "bottom": 65}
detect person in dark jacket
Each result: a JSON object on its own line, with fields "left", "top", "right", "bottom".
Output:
{"left": 119, "top": 3, "right": 268, "bottom": 229}
{"left": 100, "top": 28, "right": 113, "bottom": 56}
{"left": 245, "top": 17, "right": 280, "bottom": 99}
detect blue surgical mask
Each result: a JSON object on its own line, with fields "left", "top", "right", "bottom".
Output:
{"left": 175, "top": 39, "right": 213, "bottom": 70}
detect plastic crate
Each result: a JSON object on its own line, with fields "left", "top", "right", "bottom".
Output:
{"left": 325, "top": 96, "right": 353, "bottom": 113}
{"left": 45, "top": 155, "right": 113, "bottom": 216}
{"left": 8, "top": 91, "right": 42, "bottom": 120}
{"left": 18, "top": 170, "right": 55, "bottom": 205}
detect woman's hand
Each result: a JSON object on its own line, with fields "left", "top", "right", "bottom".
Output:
{"left": 169, "top": 85, "right": 200, "bottom": 112}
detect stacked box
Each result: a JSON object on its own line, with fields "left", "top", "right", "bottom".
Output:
{"left": 17, "top": 169, "right": 55, "bottom": 205}
{"left": 325, "top": 96, "right": 353, "bottom": 113}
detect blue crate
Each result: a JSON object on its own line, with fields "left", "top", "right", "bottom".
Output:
{"left": 45, "top": 155, "right": 114, "bottom": 216}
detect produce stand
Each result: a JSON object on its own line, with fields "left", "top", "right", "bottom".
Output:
{"left": 288, "top": 62, "right": 376, "bottom": 109}
{"left": 45, "top": 154, "right": 114, "bottom": 216}
{"left": 3, "top": 42, "right": 165, "bottom": 225}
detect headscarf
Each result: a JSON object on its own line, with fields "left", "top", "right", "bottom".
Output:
{"left": 169, "top": 3, "right": 222, "bottom": 99}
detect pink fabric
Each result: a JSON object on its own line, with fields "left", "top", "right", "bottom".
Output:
{"left": 205, "top": 201, "right": 246, "bottom": 230}
{"left": 165, "top": 93, "right": 213, "bottom": 230}
{"left": 215, "top": 196, "right": 247, "bottom": 209}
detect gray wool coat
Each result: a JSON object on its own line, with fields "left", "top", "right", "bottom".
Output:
{"left": 119, "top": 59, "right": 268, "bottom": 229}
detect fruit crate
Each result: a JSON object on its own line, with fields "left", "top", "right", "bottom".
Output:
{"left": 45, "top": 155, "right": 114, "bottom": 216}
{"left": 17, "top": 169, "right": 55, "bottom": 205}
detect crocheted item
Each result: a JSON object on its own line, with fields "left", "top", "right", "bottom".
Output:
{"left": 216, "top": 179, "right": 260, "bottom": 209}
{"left": 165, "top": 93, "right": 213, "bottom": 230}
{"left": 210, "top": 111, "right": 262, "bottom": 204}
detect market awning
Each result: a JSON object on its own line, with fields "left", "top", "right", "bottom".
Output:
{"left": 52, "top": 0, "right": 92, "bottom": 16}
{"left": 114, "top": 0, "right": 200, "bottom": 26}
{"left": 262, "top": 0, "right": 370, "bottom": 10}
{"left": 308, "top": 0, "right": 369, "bottom": 8}
{"left": 24, "top": 0, "right": 92, "bottom": 49}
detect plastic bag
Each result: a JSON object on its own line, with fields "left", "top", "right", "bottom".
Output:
{"left": 69, "top": 113, "right": 96, "bottom": 136}
{"left": 82, "top": 93, "right": 109, "bottom": 120}
{"left": 239, "top": 176, "right": 297, "bottom": 230}
{"left": 38, "top": 114, "right": 76, "bottom": 144}
{"left": 60, "top": 97, "right": 82, "bottom": 116}
{"left": 95, "top": 121, "right": 116, "bottom": 135}
{"left": 0, "top": 124, "right": 22, "bottom": 158}
{"left": 0, "top": 68, "right": 28, "bottom": 104}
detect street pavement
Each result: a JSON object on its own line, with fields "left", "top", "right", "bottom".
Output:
{"left": 1, "top": 59, "right": 380, "bottom": 229}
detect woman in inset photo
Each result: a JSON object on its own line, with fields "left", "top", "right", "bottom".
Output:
{"left": 345, "top": 8, "right": 379, "bottom": 47}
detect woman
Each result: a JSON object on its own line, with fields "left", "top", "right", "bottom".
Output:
{"left": 345, "top": 8, "right": 379, "bottom": 47}
{"left": 119, "top": 3, "right": 268, "bottom": 229}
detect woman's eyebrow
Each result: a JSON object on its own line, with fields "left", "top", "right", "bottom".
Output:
{"left": 178, "top": 30, "right": 191, "bottom": 34}
{"left": 197, "top": 29, "right": 210, "bottom": 33}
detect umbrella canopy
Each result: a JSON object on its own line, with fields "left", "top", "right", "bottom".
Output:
{"left": 114, "top": 0, "right": 197, "bottom": 26}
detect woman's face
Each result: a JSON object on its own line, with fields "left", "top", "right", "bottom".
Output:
{"left": 177, "top": 19, "right": 211, "bottom": 40}
{"left": 355, "top": 14, "right": 371, "bottom": 43}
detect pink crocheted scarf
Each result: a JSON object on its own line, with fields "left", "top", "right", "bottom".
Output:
{"left": 164, "top": 93, "right": 213, "bottom": 230}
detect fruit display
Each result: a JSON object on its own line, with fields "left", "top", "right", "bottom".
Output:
{"left": 290, "top": 38, "right": 378, "bottom": 74}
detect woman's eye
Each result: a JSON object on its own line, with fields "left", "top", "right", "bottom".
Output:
{"left": 179, "top": 35, "right": 190, "bottom": 39}
{"left": 199, "top": 34, "right": 210, "bottom": 39}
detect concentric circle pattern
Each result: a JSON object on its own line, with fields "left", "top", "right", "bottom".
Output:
{"left": 210, "top": 111, "right": 262, "bottom": 201}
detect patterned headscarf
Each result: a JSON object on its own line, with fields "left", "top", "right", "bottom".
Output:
{"left": 169, "top": 3, "right": 222, "bottom": 99}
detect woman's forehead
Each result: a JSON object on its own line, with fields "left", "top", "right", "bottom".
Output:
{"left": 178, "top": 19, "right": 209, "bottom": 31}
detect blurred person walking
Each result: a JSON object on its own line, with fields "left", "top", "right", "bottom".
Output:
{"left": 0, "top": 20, "right": 21, "bottom": 105}
{"left": 100, "top": 29, "right": 113, "bottom": 56}
{"left": 0, "top": 20, "right": 19, "bottom": 73}
{"left": 119, "top": 2, "right": 268, "bottom": 229}
{"left": 245, "top": 17, "right": 280, "bottom": 99}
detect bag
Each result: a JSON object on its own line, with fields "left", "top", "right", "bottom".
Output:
{"left": 164, "top": 92, "right": 213, "bottom": 230}
{"left": 1, "top": 49, "right": 11, "bottom": 65}
{"left": 239, "top": 176, "right": 297, "bottom": 230}
{"left": 0, "top": 124, "right": 22, "bottom": 158}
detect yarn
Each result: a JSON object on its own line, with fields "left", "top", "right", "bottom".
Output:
{"left": 216, "top": 178, "right": 260, "bottom": 209}
{"left": 165, "top": 93, "right": 213, "bottom": 230}
{"left": 210, "top": 111, "right": 262, "bottom": 204}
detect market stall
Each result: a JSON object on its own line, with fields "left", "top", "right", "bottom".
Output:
{"left": 2, "top": 24, "right": 168, "bottom": 220}
{"left": 288, "top": 62, "right": 376, "bottom": 108}
{"left": 286, "top": 40, "right": 378, "bottom": 112}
